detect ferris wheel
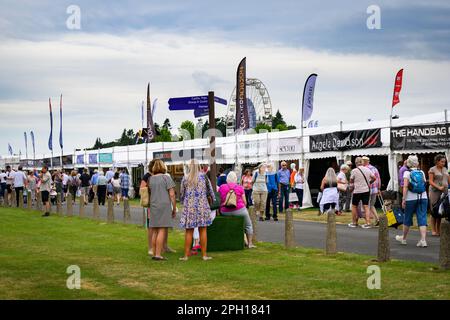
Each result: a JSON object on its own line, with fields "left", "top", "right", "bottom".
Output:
{"left": 225, "top": 78, "right": 273, "bottom": 131}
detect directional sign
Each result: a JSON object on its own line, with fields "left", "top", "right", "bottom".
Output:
{"left": 194, "top": 108, "right": 209, "bottom": 118}
{"left": 168, "top": 95, "right": 227, "bottom": 111}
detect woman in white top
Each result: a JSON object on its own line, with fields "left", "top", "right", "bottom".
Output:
{"left": 293, "top": 167, "right": 305, "bottom": 211}
{"left": 395, "top": 155, "right": 428, "bottom": 247}
{"left": 111, "top": 172, "right": 121, "bottom": 206}
{"left": 337, "top": 164, "right": 350, "bottom": 215}
{"left": 252, "top": 163, "right": 268, "bottom": 221}
{"left": 319, "top": 168, "right": 339, "bottom": 215}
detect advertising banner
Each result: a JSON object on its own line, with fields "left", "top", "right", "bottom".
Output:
{"left": 310, "top": 129, "right": 382, "bottom": 152}
{"left": 390, "top": 124, "right": 450, "bottom": 150}
{"left": 99, "top": 153, "right": 113, "bottom": 163}
{"left": 88, "top": 154, "right": 98, "bottom": 164}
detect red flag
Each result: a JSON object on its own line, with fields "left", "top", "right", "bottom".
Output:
{"left": 392, "top": 69, "right": 403, "bottom": 108}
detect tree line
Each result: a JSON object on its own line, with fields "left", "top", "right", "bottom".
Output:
{"left": 89, "top": 110, "right": 296, "bottom": 149}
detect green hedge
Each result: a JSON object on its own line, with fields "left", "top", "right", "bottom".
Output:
{"left": 207, "top": 215, "right": 245, "bottom": 251}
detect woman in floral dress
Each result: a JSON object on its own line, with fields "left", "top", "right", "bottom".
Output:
{"left": 179, "top": 160, "right": 215, "bottom": 261}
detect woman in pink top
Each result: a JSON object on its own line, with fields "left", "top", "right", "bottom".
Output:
{"left": 219, "top": 171, "right": 256, "bottom": 248}
{"left": 241, "top": 169, "right": 253, "bottom": 209}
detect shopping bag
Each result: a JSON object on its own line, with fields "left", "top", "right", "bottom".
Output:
{"left": 386, "top": 207, "right": 404, "bottom": 229}
{"left": 139, "top": 187, "right": 150, "bottom": 207}
{"left": 289, "top": 192, "right": 298, "bottom": 202}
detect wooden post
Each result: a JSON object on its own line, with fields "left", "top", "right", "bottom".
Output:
{"left": 36, "top": 192, "right": 42, "bottom": 211}
{"left": 66, "top": 194, "right": 73, "bottom": 217}
{"left": 27, "top": 190, "right": 32, "bottom": 210}
{"left": 208, "top": 91, "right": 217, "bottom": 188}
{"left": 18, "top": 190, "right": 24, "bottom": 208}
{"left": 377, "top": 214, "right": 390, "bottom": 262}
{"left": 56, "top": 193, "right": 62, "bottom": 216}
{"left": 249, "top": 206, "right": 257, "bottom": 243}
{"left": 326, "top": 209, "right": 337, "bottom": 255}
{"left": 11, "top": 188, "right": 16, "bottom": 207}
{"left": 440, "top": 219, "right": 450, "bottom": 270}
{"left": 79, "top": 195, "right": 85, "bottom": 218}
{"left": 284, "top": 209, "right": 295, "bottom": 248}
{"left": 93, "top": 196, "right": 100, "bottom": 220}
{"left": 3, "top": 189, "right": 8, "bottom": 207}
{"left": 123, "top": 199, "right": 130, "bottom": 224}
{"left": 107, "top": 197, "right": 114, "bottom": 223}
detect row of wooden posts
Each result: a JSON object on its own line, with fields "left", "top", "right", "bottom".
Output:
{"left": 2, "top": 188, "right": 449, "bottom": 269}
{"left": 1, "top": 188, "right": 132, "bottom": 224}
{"left": 249, "top": 207, "right": 450, "bottom": 270}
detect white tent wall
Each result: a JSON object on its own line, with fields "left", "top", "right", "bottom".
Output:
{"left": 302, "top": 159, "right": 313, "bottom": 208}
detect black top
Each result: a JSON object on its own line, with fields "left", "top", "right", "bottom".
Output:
{"left": 80, "top": 173, "right": 91, "bottom": 187}
{"left": 324, "top": 181, "right": 338, "bottom": 189}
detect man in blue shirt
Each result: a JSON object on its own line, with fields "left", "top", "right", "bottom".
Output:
{"left": 278, "top": 161, "right": 291, "bottom": 213}
{"left": 265, "top": 164, "right": 279, "bottom": 221}
{"left": 90, "top": 169, "right": 99, "bottom": 196}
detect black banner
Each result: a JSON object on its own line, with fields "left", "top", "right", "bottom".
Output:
{"left": 310, "top": 129, "right": 382, "bottom": 152}
{"left": 391, "top": 124, "right": 450, "bottom": 150}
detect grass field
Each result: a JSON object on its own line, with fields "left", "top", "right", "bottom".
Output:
{"left": 0, "top": 207, "right": 449, "bottom": 300}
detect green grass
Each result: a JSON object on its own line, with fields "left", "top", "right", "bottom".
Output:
{"left": 0, "top": 207, "right": 449, "bottom": 300}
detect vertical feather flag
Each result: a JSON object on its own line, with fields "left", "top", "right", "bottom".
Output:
{"left": 8, "top": 143, "right": 13, "bottom": 156}
{"left": 59, "top": 94, "right": 63, "bottom": 149}
{"left": 24, "top": 132, "right": 28, "bottom": 159}
{"left": 392, "top": 69, "right": 404, "bottom": 108}
{"left": 146, "top": 83, "right": 156, "bottom": 142}
{"left": 235, "top": 57, "right": 249, "bottom": 131}
{"left": 141, "top": 100, "right": 144, "bottom": 130}
{"left": 30, "top": 131, "right": 35, "bottom": 159}
{"left": 48, "top": 98, "right": 53, "bottom": 151}
{"left": 302, "top": 74, "right": 318, "bottom": 123}
{"left": 152, "top": 98, "right": 158, "bottom": 120}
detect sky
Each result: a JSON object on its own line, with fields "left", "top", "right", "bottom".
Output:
{"left": 1, "top": 0, "right": 450, "bottom": 158}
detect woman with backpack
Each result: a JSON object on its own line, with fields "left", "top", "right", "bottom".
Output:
{"left": 428, "top": 154, "right": 449, "bottom": 237}
{"left": 218, "top": 171, "right": 256, "bottom": 249}
{"left": 395, "top": 155, "right": 428, "bottom": 247}
{"left": 68, "top": 170, "right": 80, "bottom": 204}
{"left": 252, "top": 163, "right": 268, "bottom": 221}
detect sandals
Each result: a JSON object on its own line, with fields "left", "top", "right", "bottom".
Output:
{"left": 151, "top": 256, "right": 167, "bottom": 261}
{"left": 179, "top": 256, "right": 189, "bottom": 261}
{"left": 202, "top": 256, "right": 213, "bottom": 261}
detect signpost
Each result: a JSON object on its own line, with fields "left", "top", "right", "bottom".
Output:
{"left": 168, "top": 93, "right": 225, "bottom": 187}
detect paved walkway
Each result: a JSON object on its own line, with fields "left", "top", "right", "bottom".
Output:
{"left": 56, "top": 202, "right": 440, "bottom": 264}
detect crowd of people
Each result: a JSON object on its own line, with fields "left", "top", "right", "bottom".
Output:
{"left": 2, "top": 152, "right": 448, "bottom": 261}
{"left": 0, "top": 165, "right": 132, "bottom": 216}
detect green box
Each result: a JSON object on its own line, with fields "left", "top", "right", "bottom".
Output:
{"left": 207, "top": 215, "right": 245, "bottom": 251}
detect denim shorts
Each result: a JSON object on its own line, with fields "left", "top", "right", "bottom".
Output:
{"left": 121, "top": 188, "right": 129, "bottom": 197}
{"left": 404, "top": 199, "right": 428, "bottom": 227}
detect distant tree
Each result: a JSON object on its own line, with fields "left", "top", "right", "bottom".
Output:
{"left": 202, "top": 117, "right": 227, "bottom": 137}
{"left": 180, "top": 120, "right": 195, "bottom": 140}
{"left": 156, "top": 127, "right": 173, "bottom": 142}
{"left": 162, "top": 118, "right": 172, "bottom": 130}
{"left": 93, "top": 137, "right": 103, "bottom": 149}
{"left": 272, "top": 110, "right": 286, "bottom": 129}
{"left": 287, "top": 125, "right": 297, "bottom": 130}
{"left": 275, "top": 123, "right": 288, "bottom": 131}
{"left": 255, "top": 123, "right": 272, "bottom": 133}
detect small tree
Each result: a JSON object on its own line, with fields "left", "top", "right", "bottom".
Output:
{"left": 272, "top": 110, "right": 286, "bottom": 129}
{"left": 255, "top": 123, "right": 272, "bottom": 133}
{"left": 180, "top": 120, "right": 195, "bottom": 140}
{"left": 162, "top": 118, "right": 172, "bottom": 130}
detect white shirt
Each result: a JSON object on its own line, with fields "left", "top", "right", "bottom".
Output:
{"left": 403, "top": 170, "right": 428, "bottom": 201}
{"left": 337, "top": 171, "right": 348, "bottom": 184}
{"left": 5, "top": 171, "right": 14, "bottom": 185}
{"left": 13, "top": 170, "right": 27, "bottom": 188}
{"left": 0, "top": 172, "right": 6, "bottom": 183}
{"left": 62, "top": 173, "right": 70, "bottom": 185}
{"left": 294, "top": 173, "right": 304, "bottom": 189}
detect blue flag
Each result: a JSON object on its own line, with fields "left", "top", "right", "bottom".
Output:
{"left": 48, "top": 98, "right": 53, "bottom": 151}
{"left": 59, "top": 94, "right": 63, "bottom": 149}
{"left": 8, "top": 143, "right": 13, "bottom": 156}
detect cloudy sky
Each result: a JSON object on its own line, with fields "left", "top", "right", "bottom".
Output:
{"left": 1, "top": 0, "right": 450, "bottom": 158}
